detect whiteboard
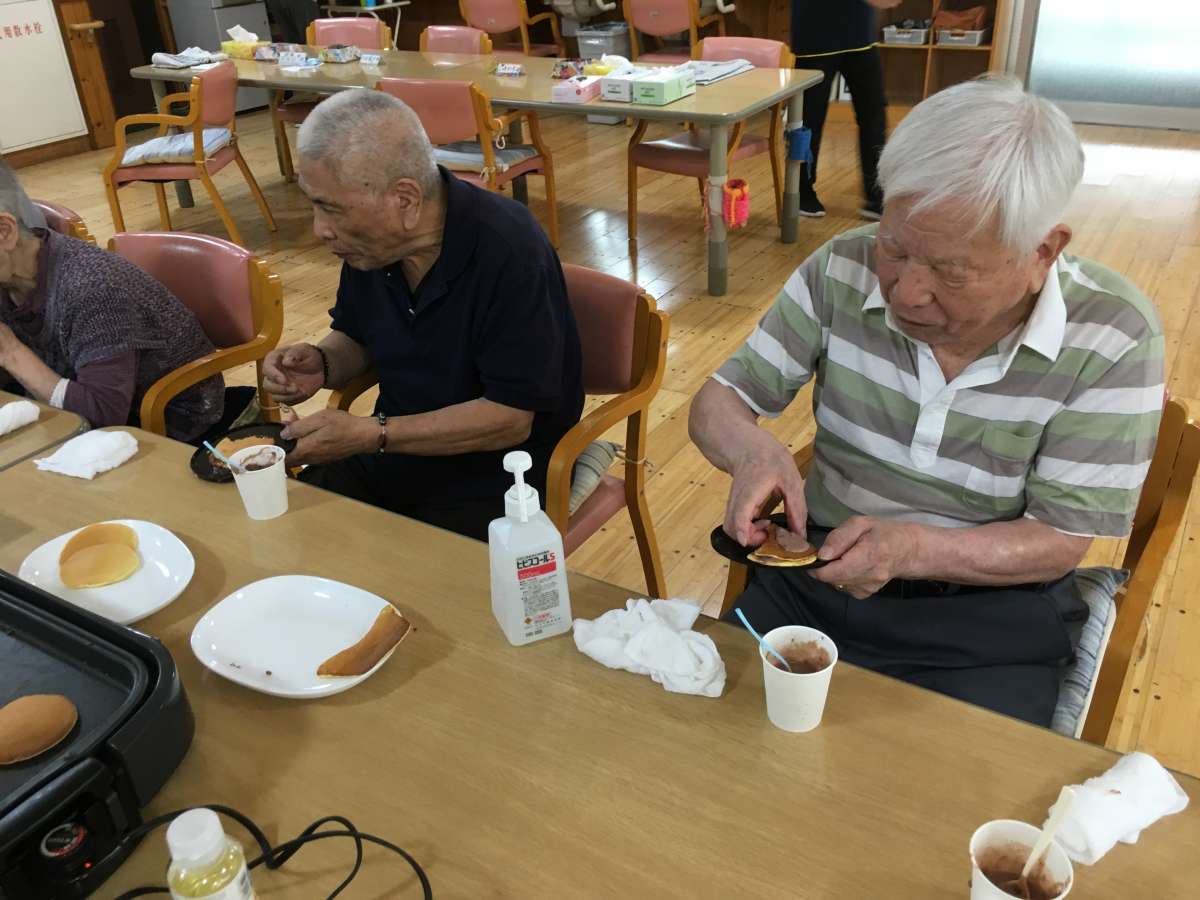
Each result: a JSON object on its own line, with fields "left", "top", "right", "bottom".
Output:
{"left": 0, "top": 0, "right": 88, "bottom": 152}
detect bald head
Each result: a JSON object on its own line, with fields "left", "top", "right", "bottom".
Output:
{"left": 296, "top": 89, "right": 439, "bottom": 195}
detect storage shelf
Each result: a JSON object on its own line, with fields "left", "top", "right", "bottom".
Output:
{"left": 932, "top": 43, "right": 993, "bottom": 52}
{"left": 878, "top": 43, "right": 931, "bottom": 51}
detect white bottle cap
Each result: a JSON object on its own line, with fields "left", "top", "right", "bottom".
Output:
{"left": 503, "top": 451, "right": 539, "bottom": 523}
{"left": 166, "top": 808, "right": 226, "bottom": 868}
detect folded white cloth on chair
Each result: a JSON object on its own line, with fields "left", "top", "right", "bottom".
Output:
{"left": 121, "top": 128, "right": 232, "bottom": 166}
{"left": 35, "top": 430, "right": 138, "bottom": 480}
{"left": 1048, "top": 751, "right": 1190, "bottom": 864}
{"left": 573, "top": 598, "right": 725, "bottom": 697}
{"left": 0, "top": 400, "right": 38, "bottom": 437}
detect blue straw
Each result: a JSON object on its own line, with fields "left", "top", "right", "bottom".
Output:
{"left": 203, "top": 440, "right": 243, "bottom": 475}
{"left": 734, "top": 607, "right": 792, "bottom": 672}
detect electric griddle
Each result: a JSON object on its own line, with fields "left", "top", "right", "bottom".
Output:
{"left": 0, "top": 569, "right": 193, "bottom": 898}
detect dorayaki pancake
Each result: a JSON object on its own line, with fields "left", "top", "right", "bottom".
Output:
{"left": 318, "top": 605, "right": 413, "bottom": 677}
{"left": 59, "top": 522, "right": 137, "bottom": 568}
{"left": 0, "top": 694, "right": 78, "bottom": 765}
{"left": 60, "top": 543, "right": 141, "bottom": 589}
{"left": 212, "top": 435, "right": 270, "bottom": 469}
{"left": 748, "top": 523, "right": 819, "bottom": 567}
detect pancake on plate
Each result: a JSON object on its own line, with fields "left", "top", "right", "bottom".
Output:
{"left": 318, "top": 605, "right": 413, "bottom": 677}
{"left": 59, "top": 522, "right": 141, "bottom": 588}
{"left": 748, "top": 523, "right": 819, "bottom": 567}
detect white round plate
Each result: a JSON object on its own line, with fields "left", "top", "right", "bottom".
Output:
{"left": 19, "top": 519, "right": 195, "bottom": 625}
{"left": 190, "top": 575, "right": 401, "bottom": 699}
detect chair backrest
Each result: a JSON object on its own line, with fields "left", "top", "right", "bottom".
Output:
{"left": 308, "top": 17, "right": 389, "bottom": 49}
{"left": 31, "top": 199, "right": 94, "bottom": 243}
{"left": 700, "top": 36, "right": 792, "bottom": 68}
{"left": 195, "top": 61, "right": 238, "bottom": 127}
{"left": 562, "top": 264, "right": 649, "bottom": 395}
{"left": 459, "top": 0, "right": 524, "bottom": 35}
{"left": 377, "top": 78, "right": 484, "bottom": 146}
{"left": 624, "top": 0, "right": 695, "bottom": 38}
{"left": 421, "top": 24, "right": 493, "bottom": 54}
{"left": 109, "top": 232, "right": 257, "bottom": 348}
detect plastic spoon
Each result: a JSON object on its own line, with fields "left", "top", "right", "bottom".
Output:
{"left": 1003, "top": 786, "right": 1075, "bottom": 899}
{"left": 203, "top": 440, "right": 244, "bottom": 476}
{"left": 734, "top": 608, "right": 792, "bottom": 673}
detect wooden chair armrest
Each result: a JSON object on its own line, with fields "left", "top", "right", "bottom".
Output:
{"left": 525, "top": 11, "right": 565, "bottom": 51}
{"left": 157, "top": 91, "right": 193, "bottom": 115}
{"left": 115, "top": 112, "right": 193, "bottom": 132}
{"left": 139, "top": 337, "right": 275, "bottom": 436}
{"left": 326, "top": 370, "right": 381, "bottom": 412}
{"left": 697, "top": 14, "right": 721, "bottom": 29}
{"left": 493, "top": 109, "right": 533, "bottom": 132}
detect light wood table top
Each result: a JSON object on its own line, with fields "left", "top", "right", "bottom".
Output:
{"left": 131, "top": 52, "right": 823, "bottom": 125}
{"left": 0, "top": 389, "right": 86, "bottom": 472}
{"left": 0, "top": 428, "right": 1196, "bottom": 897}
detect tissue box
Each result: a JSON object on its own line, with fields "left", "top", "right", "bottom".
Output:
{"left": 221, "top": 40, "right": 267, "bottom": 59}
{"left": 551, "top": 75, "right": 602, "bottom": 104}
{"left": 632, "top": 66, "right": 696, "bottom": 106}
{"left": 319, "top": 44, "right": 361, "bottom": 63}
{"left": 600, "top": 66, "right": 653, "bottom": 102}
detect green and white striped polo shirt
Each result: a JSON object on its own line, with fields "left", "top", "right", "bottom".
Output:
{"left": 713, "top": 226, "right": 1165, "bottom": 538}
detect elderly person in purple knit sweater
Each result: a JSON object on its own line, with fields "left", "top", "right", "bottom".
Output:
{"left": 0, "top": 162, "right": 223, "bottom": 442}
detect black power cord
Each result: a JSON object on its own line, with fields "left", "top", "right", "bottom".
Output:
{"left": 112, "top": 804, "right": 432, "bottom": 899}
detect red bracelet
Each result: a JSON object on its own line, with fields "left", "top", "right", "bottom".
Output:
{"left": 377, "top": 412, "right": 388, "bottom": 453}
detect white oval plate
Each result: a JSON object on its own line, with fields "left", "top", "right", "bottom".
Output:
{"left": 190, "top": 575, "right": 402, "bottom": 699}
{"left": 19, "top": 519, "right": 195, "bottom": 625}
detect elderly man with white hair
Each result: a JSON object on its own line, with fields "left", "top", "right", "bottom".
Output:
{"left": 264, "top": 90, "right": 583, "bottom": 540}
{"left": 689, "top": 77, "right": 1165, "bottom": 725}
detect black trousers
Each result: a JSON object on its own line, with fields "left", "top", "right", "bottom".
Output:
{"left": 299, "top": 454, "right": 498, "bottom": 542}
{"left": 264, "top": 0, "right": 319, "bottom": 45}
{"left": 798, "top": 48, "right": 888, "bottom": 205}
{"left": 729, "top": 567, "right": 1088, "bottom": 727}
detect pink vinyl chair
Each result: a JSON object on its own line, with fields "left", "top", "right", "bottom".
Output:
{"left": 420, "top": 25, "right": 494, "bottom": 54}
{"left": 270, "top": 18, "right": 393, "bottom": 181}
{"left": 327, "top": 264, "right": 670, "bottom": 597}
{"left": 30, "top": 199, "right": 95, "bottom": 244}
{"left": 102, "top": 61, "right": 275, "bottom": 247}
{"left": 627, "top": 37, "right": 794, "bottom": 253}
{"left": 377, "top": 77, "right": 560, "bottom": 247}
{"left": 108, "top": 232, "right": 284, "bottom": 436}
{"left": 458, "top": 0, "right": 565, "bottom": 57}
{"left": 623, "top": 0, "right": 725, "bottom": 63}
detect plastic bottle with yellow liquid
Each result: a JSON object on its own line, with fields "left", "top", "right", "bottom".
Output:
{"left": 166, "top": 808, "right": 256, "bottom": 900}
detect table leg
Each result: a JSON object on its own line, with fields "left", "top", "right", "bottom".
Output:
{"left": 707, "top": 122, "right": 729, "bottom": 296}
{"left": 781, "top": 92, "right": 803, "bottom": 244}
{"left": 506, "top": 117, "right": 529, "bottom": 205}
{"left": 149, "top": 79, "right": 195, "bottom": 209}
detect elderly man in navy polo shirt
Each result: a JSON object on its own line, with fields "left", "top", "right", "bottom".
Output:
{"left": 263, "top": 90, "right": 583, "bottom": 540}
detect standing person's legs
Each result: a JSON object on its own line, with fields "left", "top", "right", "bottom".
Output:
{"left": 796, "top": 55, "right": 841, "bottom": 215}
{"left": 837, "top": 47, "right": 888, "bottom": 212}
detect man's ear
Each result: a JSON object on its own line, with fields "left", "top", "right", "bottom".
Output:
{"left": 1029, "top": 224, "right": 1072, "bottom": 294}
{"left": 0, "top": 213, "right": 20, "bottom": 252}
{"left": 387, "top": 178, "right": 425, "bottom": 230}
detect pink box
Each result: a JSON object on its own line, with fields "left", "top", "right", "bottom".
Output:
{"left": 551, "top": 75, "right": 602, "bottom": 104}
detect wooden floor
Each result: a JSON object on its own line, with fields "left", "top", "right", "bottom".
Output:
{"left": 16, "top": 110, "right": 1200, "bottom": 776}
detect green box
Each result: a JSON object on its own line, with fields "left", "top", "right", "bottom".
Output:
{"left": 632, "top": 66, "right": 697, "bottom": 106}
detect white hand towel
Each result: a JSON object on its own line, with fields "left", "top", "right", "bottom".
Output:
{"left": 0, "top": 400, "right": 38, "bottom": 437}
{"left": 573, "top": 598, "right": 726, "bottom": 697}
{"left": 34, "top": 430, "right": 138, "bottom": 480}
{"left": 1048, "top": 751, "right": 1190, "bottom": 864}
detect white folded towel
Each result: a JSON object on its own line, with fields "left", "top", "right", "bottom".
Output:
{"left": 0, "top": 400, "right": 38, "bottom": 437}
{"left": 573, "top": 598, "right": 726, "bottom": 697}
{"left": 34, "top": 430, "right": 138, "bottom": 480}
{"left": 1048, "top": 751, "right": 1190, "bottom": 864}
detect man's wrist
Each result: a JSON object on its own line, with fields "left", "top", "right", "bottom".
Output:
{"left": 314, "top": 344, "right": 331, "bottom": 388}
{"left": 897, "top": 523, "right": 932, "bottom": 580}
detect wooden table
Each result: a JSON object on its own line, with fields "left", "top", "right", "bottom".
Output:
{"left": 1, "top": 428, "right": 1196, "bottom": 897}
{"left": 129, "top": 52, "right": 823, "bottom": 296}
{"left": 0, "top": 389, "right": 86, "bottom": 472}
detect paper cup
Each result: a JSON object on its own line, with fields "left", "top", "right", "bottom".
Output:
{"left": 760, "top": 625, "right": 837, "bottom": 732}
{"left": 230, "top": 445, "right": 288, "bottom": 521}
{"left": 969, "top": 820, "right": 1073, "bottom": 900}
